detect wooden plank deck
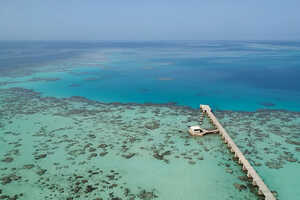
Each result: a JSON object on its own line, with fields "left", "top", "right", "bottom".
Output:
{"left": 200, "top": 105, "right": 276, "bottom": 200}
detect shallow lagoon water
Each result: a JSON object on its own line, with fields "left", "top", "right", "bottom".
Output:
{"left": 1, "top": 88, "right": 300, "bottom": 199}
{"left": 0, "top": 41, "right": 300, "bottom": 200}
{"left": 0, "top": 88, "right": 259, "bottom": 200}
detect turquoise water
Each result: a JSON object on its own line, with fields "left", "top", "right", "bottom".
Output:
{"left": 1, "top": 41, "right": 300, "bottom": 200}
{"left": 1, "top": 41, "right": 300, "bottom": 111}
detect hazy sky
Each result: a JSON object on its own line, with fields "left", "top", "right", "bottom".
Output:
{"left": 1, "top": 0, "right": 300, "bottom": 41}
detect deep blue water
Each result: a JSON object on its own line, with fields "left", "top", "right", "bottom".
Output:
{"left": 1, "top": 40, "right": 300, "bottom": 111}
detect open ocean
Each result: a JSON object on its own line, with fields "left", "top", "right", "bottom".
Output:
{"left": 0, "top": 41, "right": 300, "bottom": 200}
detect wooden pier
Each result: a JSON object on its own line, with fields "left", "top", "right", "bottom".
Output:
{"left": 199, "top": 105, "right": 276, "bottom": 200}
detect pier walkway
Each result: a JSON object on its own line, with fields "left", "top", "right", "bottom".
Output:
{"left": 199, "top": 105, "right": 276, "bottom": 200}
